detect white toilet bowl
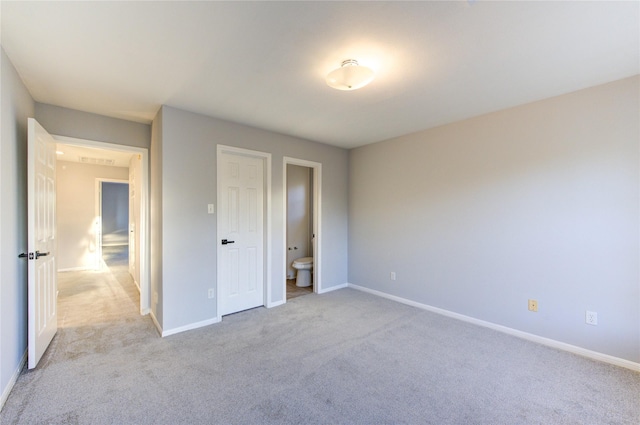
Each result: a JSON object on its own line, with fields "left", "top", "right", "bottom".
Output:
{"left": 292, "top": 257, "right": 313, "bottom": 288}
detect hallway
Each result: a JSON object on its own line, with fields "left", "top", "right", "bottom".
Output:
{"left": 57, "top": 246, "right": 143, "bottom": 332}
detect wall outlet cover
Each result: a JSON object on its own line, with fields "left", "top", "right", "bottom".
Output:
{"left": 586, "top": 311, "right": 598, "bottom": 325}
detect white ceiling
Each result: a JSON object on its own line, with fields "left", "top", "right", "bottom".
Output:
{"left": 2, "top": 1, "right": 638, "bottom": 149}
{"left": 55, "top": 143, "right": 133, "bottom": 168}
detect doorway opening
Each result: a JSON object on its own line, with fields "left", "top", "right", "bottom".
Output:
{"left": 97, "top": 180, "right": 129, "bottom": 270}
{"left": 283, "top": 157, "right": 321, "bottom": 301}
{"left": 54, "top": 136, "right": 150, "bottom": 315}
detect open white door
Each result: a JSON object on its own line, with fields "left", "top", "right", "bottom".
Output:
{"left": 25, "top": 118, "right": 58, "bottom": 369}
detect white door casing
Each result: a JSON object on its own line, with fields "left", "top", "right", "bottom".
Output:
{"left": 129, "top": 164, "right": 136, "bottom": 278}
{"left": 217, "top": 147, "right": 270, "bottom": 316}
{"left": 27, "top": 118, "right": 58, "bottom": 369}
{"left": 94, "top": 181, "right": 103, "bottom": 270}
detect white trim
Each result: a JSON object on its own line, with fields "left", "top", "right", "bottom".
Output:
{"left": 133, "top": 279, "right": 140, "bottom": 293}
{"left": 318, "top": 282, "right": 348, "bottom": 294}
{"left": 95, "top": 178, "right": 129, "bottom": 183}
{"left": 53, "top": 135, "right": 150, "bottom": 316}
{"left": 216, "top": 145, "right": 272, "bottom": 319}
{"left": 57, "top": 266, "right": 92, "bottom": 272}
{"left": 267, "top": 300, "right": 286, "bottom": 308}
{"left": 348, "top": 283, "right": 640, "bottom": 372}
{"left": 266, "top": 154, "right": 272, "bottom": 309}
{"left": 283, "top": 157, "right": 322, "bottom": 301}
{"left": 149, "top": 310, "right": 162, "bottom": 336}
{"left": 0, "top": 350, "right": 27, "bottom": 411}
{"left": 162, "top": 317, "right": 221, "bottom": 338}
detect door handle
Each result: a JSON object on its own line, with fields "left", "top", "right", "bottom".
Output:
{"left": 18, "top": 252, "right": 33, "bottom": 259}
{"left": 221, "top": 239, "right": 235, "bottom": 245}
{"left": 35, "top": 251, "right": 50, "bottom": 259}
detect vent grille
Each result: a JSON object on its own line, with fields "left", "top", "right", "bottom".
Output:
{"left": 79, "top": 157, "right": 115, "bottom": 166}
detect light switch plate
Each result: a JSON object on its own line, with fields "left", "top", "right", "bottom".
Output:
{"left": 208, "top": 204, "right": 215, "bottom": 214}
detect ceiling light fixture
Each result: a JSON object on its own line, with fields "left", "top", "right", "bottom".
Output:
{"left": 326, "top": 59, "right": 374, "bottom": 91}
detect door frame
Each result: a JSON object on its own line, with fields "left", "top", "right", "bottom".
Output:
{"left": 53, "top": 135, "right": 151, "bottom": 315}
{"left": 95, "top": 178, "right": 129, "bottom": 270}
{"left": 283, "top": 157, "right": 322, "bottom": 297}
{"left": 216, "top": 145, "right": 272, "bottom": 319}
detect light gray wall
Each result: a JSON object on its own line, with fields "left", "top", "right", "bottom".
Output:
{"left": 0, "top": 47, "right": 34, "bottom": 405}
{"left": 155, "top": 106, "right": 349, "bottom": 332}
{"left": 34, "top": 103, "right": 150, "bottom": 149}
{"left": 57, "top": 162, "right": 128, "bottom": 270}
{"left": 349, "top": 76, "right": 640, "bottom": 363}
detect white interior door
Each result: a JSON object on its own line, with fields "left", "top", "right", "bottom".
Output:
{"left": 26, "top": 118, "right": 58, "bottom": 369}
{"left": 218, "top": 150, "right": 264, "bottom": 316}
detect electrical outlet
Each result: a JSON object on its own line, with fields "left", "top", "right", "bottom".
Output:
{"left": 208, "top": 289, "right": 215, "bottom": 299}
{"left": 390, "top": 272, "right": 396, "bottom": 281}
{"left": 528, "top": 299, "right": 538, "bottom": 312}
{"left": 586, "top": 311, "right": 598, "bottom": 325}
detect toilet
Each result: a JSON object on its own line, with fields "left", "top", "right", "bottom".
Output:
{"left": 292, "top": 257, "right": 313, "bottom": 287}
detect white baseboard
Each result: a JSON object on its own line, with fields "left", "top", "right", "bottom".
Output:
{"left": 0, "top": 350, "right": 27, "bottom": 412}
{"left": 57, "top": 266, "right": 92, "bottom": 272}
{"left": 161, "top": 317, "right": 221, "bottom": 338}
{"left": 268, "top": 300, "right": 285, "bottom": 308}
{"left": 149, "top": 310, "right": 163, "bottom": 337}
{"left": 348, "top": 283, "right": 640, "bottom": 372}
{"left": 318, "top": 282, "right": 348, "bottom": 294}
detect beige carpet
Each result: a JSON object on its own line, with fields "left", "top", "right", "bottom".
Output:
{"left": 1, "top": 248, "right": 639, "bottom": 424}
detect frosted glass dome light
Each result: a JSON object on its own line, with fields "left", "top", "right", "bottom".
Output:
{"left": 326, "top": 59, "right": 375, "bottom": 91}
